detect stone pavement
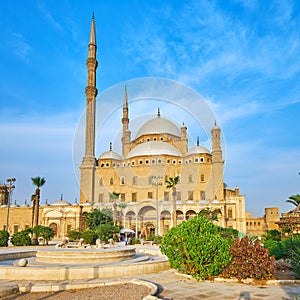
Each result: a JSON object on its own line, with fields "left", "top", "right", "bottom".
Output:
{"left": 1, "top": 269, "right": 300, "bottom": 299}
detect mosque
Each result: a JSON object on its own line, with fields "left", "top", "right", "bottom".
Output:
{"left": 0, "top": 16, "right": 247, "bottom": 239}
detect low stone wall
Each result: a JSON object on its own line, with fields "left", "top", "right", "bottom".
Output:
{"left": 0, "top": 251, "right": 36, "bottom": 261}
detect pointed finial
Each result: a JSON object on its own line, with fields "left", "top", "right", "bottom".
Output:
{"left": 89, "top": 13, "right": 96, "bottom": 45}
{"left": 25, "top": 199, "right": 27, "bottom": 205}
{"left": 75, "top": 197, "right": 78, "bottom": 204}
{"left": 123, "top": 85, "right": 128, "bottom": 109}
{"left": 61, "top": 194, "right": 63, "bottom": 200}
{"left": 157, "top": 108, "right": 161, "bottom": 118}
{"left": 183, "top": 122, "right": 185, "bottom": 126}
{"left": 214, "top": 120, "right": 217, "bottom": 126}
{"left": 109, "top": 142, "right": 112, "bottom": 151}
{"left": 92, "top": 12, "right": 95, "bottom": 19}
{"left": 14, "top": 200, "right": 17, "bottom": 205}
{"left": 45, "top": 199, "right": 48, "bottom": 205}
{"left": 197, "top": 136, "right": 199, "bottom": 146}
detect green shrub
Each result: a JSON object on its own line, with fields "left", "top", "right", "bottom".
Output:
{"left": 130, "top": 238, "right": 140, "bottom": 245}
{"left": 67, "top": 230, "right": 82, "bottom": 242}
{"left": 218, "top": 227, "right": 239, "bottom": 244}
{"left": 222, "top": 236, "right": 275, "bottom": 280}
{"left": 264, "top": 239, "right": 283, "bottom": 259}
{"left": 80, "top": 230, "right": 97, "bottom": 245}
{"left": 160, "top": 216, "right": 231, "bottom": 280}
{"left": 95, "top": 224, "right": 119, "bottom": 242}
{"left": 0, "top": 230, "right": 9, "bottom": 247}
{"left": 11, "top": 230, "right": 31, "bottom": 246}
{"left": 290, "top": 246, "right": 300, "bottom": 279}
{"left": 33, "top": 225, "right": 55, "bottom": 245}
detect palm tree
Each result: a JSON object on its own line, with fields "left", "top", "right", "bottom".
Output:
{"left": 109, "top": 192, "right": 120, "bottom": 226}
{"left": 286, "top": 194, "right": 300, "bottom": 212}
{"left": 31, "top": 176, "right": 46, "bottom": 244}
{"left": 166, "top": 176, "right": 180, "bottom": 227}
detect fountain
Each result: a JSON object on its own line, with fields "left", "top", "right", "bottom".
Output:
{"left": 0, "top": 241, "right": 169, "bottom": 281}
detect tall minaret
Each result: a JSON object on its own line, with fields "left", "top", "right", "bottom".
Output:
{"left": 121, "top": 86, "right": 131, "bottom": 157}
{"left": 211, "top": 121, "right": 224, "bottom": 201}
{"left": 80, "top": 14, "right": 98, "bottom": 204}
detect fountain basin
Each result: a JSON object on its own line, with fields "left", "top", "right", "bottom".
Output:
{"left": 36, "top": 247, "right": 136, "bottom": 264}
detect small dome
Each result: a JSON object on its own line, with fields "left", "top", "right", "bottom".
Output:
{"left": 135, "top": 116, "right": 181, "bottom": 139}
{"left": 187, "top": 145, "right": 210, "bottom": 155}
{"left": 51, "top": 199, "right": 71, "bottom": 206}
{"left": 127, "top": 141, "right": 181, "bottom": 158}
{"left": 99, "top": 150, "right": 122, "bottom": 160}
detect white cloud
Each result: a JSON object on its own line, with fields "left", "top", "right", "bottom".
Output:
{"left": 11, "top": 33, "right": 31, "bottom": 62}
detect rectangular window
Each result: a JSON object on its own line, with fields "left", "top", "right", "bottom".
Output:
{"left": 148, "top": 192, "right": 153, "bottom": 199}
{"left": 200, "top": 191, "right": 205, "bottom": 200}
{"left": 228, "top": 208, "right": 233, "bottom": 218}
{"left": 188, "top": 191, "right": 193, "bottom": 201}
{"left": 164, "top": 192, "right": 169, "bottom": 201}
{"left": 13, "top": 224, "right": 19, "bottom": 234}
{"left": 121, "top": 193, "right": 125, "bottom": 201}
{"left": 98, "top": 193, "right": 103, "bottom": 203}
{"left": 132, "top": 193, "right": 137, "bottom": 202}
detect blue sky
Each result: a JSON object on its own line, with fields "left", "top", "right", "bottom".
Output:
{"left": 0, "top": 0, "right": 300, "bottom": 216}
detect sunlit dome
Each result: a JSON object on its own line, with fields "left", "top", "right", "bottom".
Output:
{"left": 187, "top": 145, "right": 210, "bottom": 155}
{"left": 51, "top": 199, "right": 71, "bottom": 206}
{"left": 135, "top": 115, "right": 181, "bottom": 139}
{"left": 127, "top": 141, "right": 181, "bottom": 158}
{"left": 99, "top": 150, "right": 122, "bottom": 160}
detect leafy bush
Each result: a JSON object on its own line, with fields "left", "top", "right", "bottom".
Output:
{"left": 0, "top": 230, "right": 9, "bottom": 247}
{"left": 33, "top": 225, "right": 55, "bottom": 245}
{"left": 11, "top": 230, "right": 31, "bottom": 246}
{"left": 290, "top": 246, "right": 300, "bottom": 278}
{"left": 264, "top": 239, "right": 283, "bottom": 259}
{"left": 68, "top": 230, "right": 82, "bottom": 242}
{"left": 130, "top": 238, "right": 140, "bottom": 245}
{"left": 218, "top": 227, "right": 239, "bottom": 244}
{"left": 160, "top": 216, "right": 231, "bottom": 280}
{"left": 222, "top": 236, "right": 275, "bottom": 280}
{"left": 95, "top": 224, "right": 119, "bottom": 242}
{"left": 80, "top": 230, "right": 98, "bottom": 245}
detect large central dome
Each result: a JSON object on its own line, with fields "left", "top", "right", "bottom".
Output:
{"left": 135, "top": 116, "right": 181, "bottom": 139}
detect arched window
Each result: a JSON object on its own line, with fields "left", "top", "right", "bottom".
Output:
{"left": 201, "top": 174, "right": 204, "bottom": 182}
{"left": 120, "top": 176, "right": 125, "bottom": 185}
{"left": 110, "top": 178, "right": 114, "bottom": 186}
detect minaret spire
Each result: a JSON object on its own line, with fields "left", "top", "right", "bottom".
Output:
{"left": 122, "top": 85, "right": 131, "bottom": 158}
{"left": 80, "top": 14, "right": 98, "bottom": 204}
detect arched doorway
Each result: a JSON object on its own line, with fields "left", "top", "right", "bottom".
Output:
{"left": 138, "top": 206, "right": 156, "bottom": 238}
{"left": 125, "top": 211, "right": 136, "bottom": 231}
{"left": 176, "top": 210, "right": 184, "bottom": 225}
{"left": 49, "top": 223, "right": 58, "bottom": 238}
{"left": 186, "top": 210, "right": 197, "bottom": 220}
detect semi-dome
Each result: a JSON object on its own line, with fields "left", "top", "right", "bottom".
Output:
{"left": 127, "top": 141, "right": 181, "bottom": 158}
{"left": 51, "top": 199, "right": 72, "bottom": 206}
{"left": 99, "top": 150, "right": 122, "bottom": 160}
{"left": 187, "top": 145, "right": 210, "bottom": 155}
{"left": 135, "top": 116, "right": 181, "bottom": 139}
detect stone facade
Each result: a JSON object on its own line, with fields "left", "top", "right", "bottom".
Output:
{"left": 246, "top": 207, "right": 280, "bottom": 237}
{"left": 79, "top": 16, "right": 246, "bottom": 236}
{"left": 0, "top": 16, "right": 247, "bottom": 239}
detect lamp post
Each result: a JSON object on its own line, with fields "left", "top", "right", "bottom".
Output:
{"left": 5, "top": 178, "right": 16, "bottom": 232}
{"left": 151, "top": 176, "right": 162, "bottom": 236}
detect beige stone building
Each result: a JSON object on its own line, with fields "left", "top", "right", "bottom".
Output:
{"left": 245, "top": 207, "right": 280, "bottom": 237}
{"left": 79, "top": 16, "right": 247, "bottom": 236}
{"left": 0, "top": 16, "right": 247, "bottom": 239}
